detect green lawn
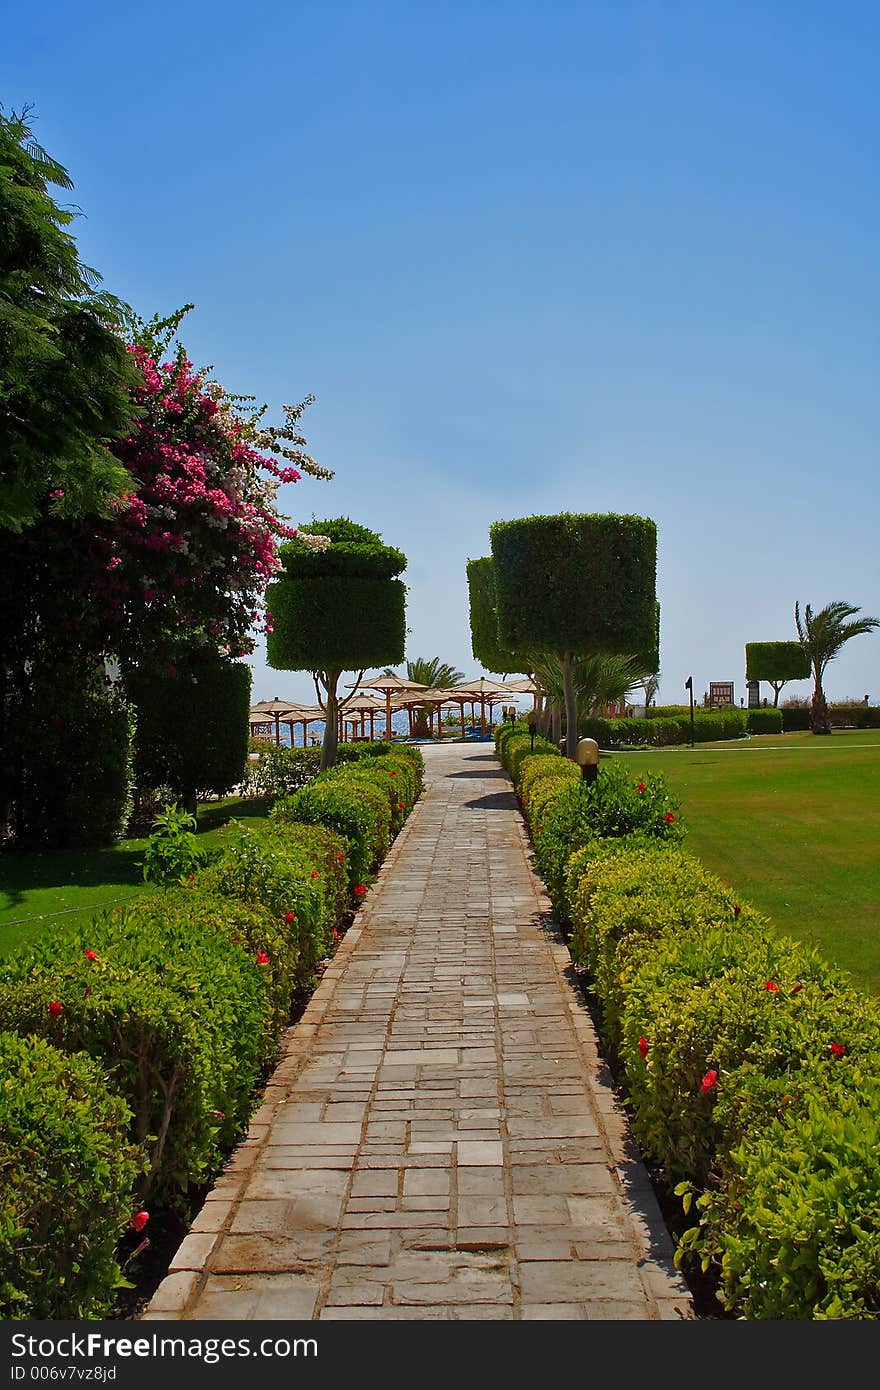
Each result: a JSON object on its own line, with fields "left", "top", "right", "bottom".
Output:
{"left": 0, "top": 797, "right": 273, "bottom": 960}
{"left": 608, "top": 730, "right": 880, "bottom": 994}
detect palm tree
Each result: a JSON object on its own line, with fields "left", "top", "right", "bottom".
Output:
{"left": 531, "top": 651, "right": 650, "bottom": 733}
{"left": 794, "top": 601, "right": 879, "bottom": 734}
{"left": 383, "top": 657, "right": 465, "bottom": 737}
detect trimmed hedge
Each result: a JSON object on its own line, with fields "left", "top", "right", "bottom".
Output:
{"left": 581, "top": 711, "right": 747, "bottom": 747}
{"left": 781, "top": 706, "right": 811, "bottom": 732}
{"left": 0, "top": 1032, "right": 142, "bottom": 1319}
{"left": 0, "top": 902, "right": 268, "bottom": 1204}
{"left": 501, "top": 703, "right": 880, "bottom": 1317}
{"left": 746, "top": 707, "right": 783, "bottom": 734}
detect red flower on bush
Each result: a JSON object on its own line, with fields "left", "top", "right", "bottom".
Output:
{"left": 389, "top": 771, "right": 396, "bottom": 777}
{"left": 255, "top": 950, "right": 270, "bottom": 966}
{"left": 636, "top": 781, "right": 646, "bottom": 794}
{"left": 354, "top": 884, "right": 367, "bottom": 898}
{"left": 663, "top": 813, "right": 675, "bottom": 824}
{"left": 284, "top": 911, "right": 296, "bottom": 924}
{"left": 700, "top": 1069, "right": 718, "bottom": 1094}
{"left": 337, "top": 852, "right": 345, "bottom": 863}
{"left": 310, "top": 869, "right": 318, "bottom": 879}
{"left": 791, "top": 981, "right": 803, "bottom": 994}
{"left": 764, "top": 981, "right": 779, "bottom": 993}
{"left": 638, "top": 1036, "right": 649, "bottom": 1059}
{"left": 211, "top": 1110, "right": 225, "bottom": 1120}
{"left": 398, "top": 802, "right": 405, "bottom": 810}
{"left": 332, "top": 927, "right": 340, "bottom": 943}
{"left": 84, "top": 949, "right": 97, "bottom": 962}
{"left": 132, "top": 1211, "right": 150, "bottom": 1233}
{"left": 48, "top": 1000, "right": 63, "bottom": 1017}
{"left": 829, "top": 1042, "right": 846, "bottom": 1058}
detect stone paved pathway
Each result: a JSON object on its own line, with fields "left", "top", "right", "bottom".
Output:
{"left": 145, "top": 744, "right": 692, "bottom": 1321}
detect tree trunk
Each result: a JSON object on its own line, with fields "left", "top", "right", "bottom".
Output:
{"left": 551, "top": 699, "right": 562, "bottom": 747}
{"left": 771, "top": 681, "right": 783, "bottom": 707}
{"left": 321, "top": 671, "right": 341, "bottom": 769}
{"left": 560, "top": 650, "right": 578, "bottom": 759}
{"left": 811, "top": 674, "right": 831, "bottom": 735}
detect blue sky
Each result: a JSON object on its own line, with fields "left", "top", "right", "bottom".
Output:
{"left": 5, "top": 1, "right": 878, "bottom": 705}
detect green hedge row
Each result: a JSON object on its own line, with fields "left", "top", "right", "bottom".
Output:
{"left": 580, "top": 710, "right": 747, "bottom": 747}
{"left": 746, "top": 707, "right": 783, "bottom": 734}
{"left": 780, "top": 705, "right": 879, "bottom": 732}
{"left": 498, "top": 719, "right": 880, "bottom": 1317}
{"left": 0, "top": 745, "right": 424, "bottom": 1318}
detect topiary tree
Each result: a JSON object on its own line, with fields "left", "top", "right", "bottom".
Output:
{"left": 491, "top": 513, "right": 657, "bottom": 758}
{"left": 466, "top": 557, "right": 525, "bottom": 675}
{"left": 127, "top": 654, "right": 252, "bottom": 815}
{"left": 266, "top": 518, "right": 406, "bottom": 769}
{"left": 745, "top": 641, "right": 809, "bottom": 707}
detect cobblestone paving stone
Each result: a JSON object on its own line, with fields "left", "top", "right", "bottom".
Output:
{"left": 144, "top": 744, "right": 692, "bottom": 1321}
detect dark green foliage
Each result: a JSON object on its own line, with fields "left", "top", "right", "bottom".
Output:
{"left": 466, "top": 556, "right": 524, "bottom": 674}
{"left": 490, "top": 513, "right": 657, "bottom": 657}
{"left": 127, "top": 655, "right": 251, "bottom": 807}
{"left": 0, "top": 1032, "right": 142, "bottom": 1318}
{"left": 8, "top": 666, "right": 133, "bottom": 848}
{"left": 244, "top": 745, "right": 323, "bottom": 797}
{"left": 0, "top": 108, "right": 138, "bottom": 531}
{"left": 829, "top": 704, "right": 880, "bottom": 729}
{"left": 142, "top": 803, "right": 210, "bottom": 888}
{"left": 0, "top": 904, "right": 268, "bottom": 1204}
{"left": 745, "top": 642, "right": 809, "bottom": 684}
{"left": 746, "top": 708, "right": 783, "bottom": 734}
{"left": 267, "top": 519, "right": 407, "bottom": 673}
{"left": 580, "top": 711, "right": 747, "bottom": 747}
{"left": 781, "top": 706, "right": 811, "bottom": 732}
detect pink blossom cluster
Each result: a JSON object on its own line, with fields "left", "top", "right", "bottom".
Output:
{"left": 87, "top": 344, "right": 300, "bottom": 660}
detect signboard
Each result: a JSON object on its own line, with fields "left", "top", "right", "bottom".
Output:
{"left": 709, "top": 681, "right": 735, "bottom": 708}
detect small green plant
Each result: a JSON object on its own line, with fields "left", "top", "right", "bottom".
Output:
{"left": 142, "top": 803, "right": 209, "bottom": 889}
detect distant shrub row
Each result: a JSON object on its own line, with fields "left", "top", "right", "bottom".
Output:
{"left": 0, "top": 744, "right": 423, "bottom": 1319}
{"left": 496, "top": 721, "right": 880, "bottom": 1319}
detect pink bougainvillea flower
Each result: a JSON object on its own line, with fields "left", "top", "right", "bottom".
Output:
{"left": 638, "top": 1036, "right": 649, "bottom": 1059}
{"left": 211, "top": 1110, "right": 226, "bottom": 1120}
{"left": 256, "top": 950, "right": 270, "bottom": 966}
{"left": 132, "top": 1211, "right": 150, "bottom": 1233}
{"left": 84, "top": 949, "right": 97, "bottom": 962}
{"left": 829, "top": 1042, "right": 846, "bottom": 1058}
{"left": 764, "top": 981, "right": 779, "bottom": 993}
{"left": 354, "top": 884, "right": 367, "bottom": 898}
{"left": 636, "top": 781, "right": 646, "bottom": 794}
{"left": 664, "top": 813, "right": 676, "bottom": 824}
{"left": 48, "top": 1000, "right": 63, "bottom": 1017}
{"left": 700, "top": 1069, "right": 718, "bottom": 1094}
{"left": 284, "top": 911, "right": 296, "bottom": 924}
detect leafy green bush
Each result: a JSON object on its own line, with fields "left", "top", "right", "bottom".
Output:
{"left": 0, "top": 905, "right": 268, "bottom": 1204}
{"left": 519, "top": 755, "right": 580, "bottom": 819}
{"left": 696, "top": 1079, "right": 880, "bottom": 1318}
{"left": 829, "top": 704, "right": 880, "bottom": 729}
{"left": 746, "top": 708, "right": 783, "bottom": 734}
{"left": 128, "top": 655, "right": 251, "bottom": 809}
{"left": 533, "top": 763, "right": 683, "bottom": 915}
{"left": 0, "top": 1032, "right": 142, "bottom": 1319}
{"left": 782, "top": 706, "right": 811, "bottom": 732}
{"left": 200, "top": 820, "right": 347, "bottom": 986}
{"left": 10, "top": 667, "right": 133, "bottom": 848}
{"left": 142, "top": 802, "right": 211, "bottom": 889}
{"left": 244, "top": 744, "right": 322, "bottom": 797}
{"left": 275, "top": 768, "right": 390, "bottom": 883}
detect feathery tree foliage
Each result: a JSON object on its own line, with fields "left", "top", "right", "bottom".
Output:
{"left": 532, "top": 651, "right": 652, "bottom": 729}
{"left": 0, "top": 106, "right": 139, "bottom": 531}
{"left": 794, "top": 601, "right": 879, "bottom": 734}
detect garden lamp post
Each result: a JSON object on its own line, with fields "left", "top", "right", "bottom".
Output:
{"left": 527, "top": 713, "right": 537, "bottom": 751}
{"left": 576, "top": 737, "right": 600, "bottom": 783}
{"left": 685, "top": 675, "right": 695, "bottom": 747}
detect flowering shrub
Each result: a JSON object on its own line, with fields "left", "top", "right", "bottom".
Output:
{"left": 142, "top": 802, "right": 211, "bottom": 889}
{"left": 0, "top": 906, "right": 267, "bottom": 1204}
{"left": 0, "top": 1031, "right": 142, "bottom": 1318}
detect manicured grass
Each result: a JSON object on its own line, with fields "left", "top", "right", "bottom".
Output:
{"left": 0, "top": 797, "right": 273, "bottom": 960}
{"left": 608, "top": 730, "right": 880, "bottom": 994}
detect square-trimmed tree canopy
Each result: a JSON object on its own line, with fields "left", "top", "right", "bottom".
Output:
{"left": 490, "top": 512, "right": 657, "bottom": 657}
{"left": 745, "top": 641, "right": 810, "bottom": 683}
{"left": 466, "top": 556, "right": 526, "bottom": 675}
